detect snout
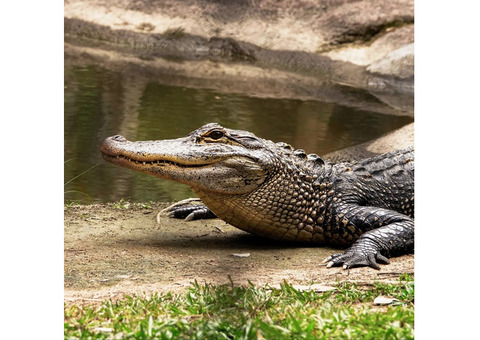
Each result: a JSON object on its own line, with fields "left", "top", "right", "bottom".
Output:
{"left": 100, "top": 135, "right": 128, "bottom": 156}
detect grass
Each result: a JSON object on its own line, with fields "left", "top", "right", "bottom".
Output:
{"left": 64, "top": 276, "right": 414, "bottom": 339}
{"left": 65, "top": 199, "right": 153, "bottom": 213}
{"left": 64, "top": 160, "right": 100, "bottom": 204}
{"left": 113, "top": 198, "right": 153, "bottom": 210}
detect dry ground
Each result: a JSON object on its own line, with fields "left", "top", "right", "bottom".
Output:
{"left": 64, "top": 202, "right": 414, "bottom": 303}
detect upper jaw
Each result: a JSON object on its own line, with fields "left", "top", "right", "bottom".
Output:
{"left": 100, "top": 135, "right": 263, "bottom": 168}
{"left": 101, "top": 135, "right": 220, "bottom": 167}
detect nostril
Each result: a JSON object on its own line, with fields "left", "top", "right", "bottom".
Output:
{"left": 112, "top": 135, "right": 127, "bottom": 142}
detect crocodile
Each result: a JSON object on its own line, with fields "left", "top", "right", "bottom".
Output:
{"left": 100, "top": 123, "right": 414, "bottom": 269}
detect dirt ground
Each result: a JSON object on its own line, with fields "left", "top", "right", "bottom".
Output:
{"left": 64, "top": 202, "right": 414, "bottom": 303}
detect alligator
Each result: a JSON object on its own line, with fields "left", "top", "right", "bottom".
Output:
{"left": 100, "top": 123, "right": 414, "bottom": 270}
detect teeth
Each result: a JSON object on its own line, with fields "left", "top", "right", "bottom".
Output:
{"left": 112, "top": 155, "right": 204, "bottom": 168}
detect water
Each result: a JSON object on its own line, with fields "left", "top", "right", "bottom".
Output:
{"left": 64, "top": 63, "right": 413, "bottom": 204}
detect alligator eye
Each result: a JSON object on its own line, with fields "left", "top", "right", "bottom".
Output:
{"left": 207, "top": 130, "right": 225, "bottom": 140}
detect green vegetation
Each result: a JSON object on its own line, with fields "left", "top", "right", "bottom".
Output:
{"left": 65, "top": 277, "right": 414, "bottom": 339}
{"left": 113, "top": 198, "right": 153, "bottom": 210}
{"left": 64, "top": 160, "right": 100, "bottom": 204}
{"left": 113, "top": 198, "right": 131, "bottom": 210}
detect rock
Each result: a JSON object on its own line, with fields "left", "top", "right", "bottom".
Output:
{"left": 319, "top": 0, "right": 414, "bottom": 47}
{"left": 367, "top": 43, "right": 414, "bottom": 80}
{"left": 323, "top": 25, "right": 414, "bottom": 67}
{"left": 323, "top": 123, "right": 414, "bottom": 163}
{"left": 64, "top": 0, "right": 414, "bottom": 100}
{"left": 365, "top": 43, "right": 414, "bottom": 93}
{"left": 373, "top": 295, "right": 400, "bottom": 305}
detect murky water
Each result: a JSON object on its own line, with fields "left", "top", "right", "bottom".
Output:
{"left": 64, "top": 63, "right": 413, "bottom": 204}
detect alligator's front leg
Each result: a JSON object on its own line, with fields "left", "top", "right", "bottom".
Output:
{"left": 158, "top": 198, "right": 217, "bottom": 222}
{"left": 323, "top": 204, "right": 414, "bottom": 270}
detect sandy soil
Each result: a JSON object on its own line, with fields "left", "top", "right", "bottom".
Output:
{"left": 64, "top": 202, "right": 414, "bottom": 303}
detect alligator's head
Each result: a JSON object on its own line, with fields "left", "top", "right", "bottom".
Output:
{"left": 101, "top": 123, "right": 329, "bottom": 240}
{"left": 100, "top": 123, "right": 277, "bottom": 195}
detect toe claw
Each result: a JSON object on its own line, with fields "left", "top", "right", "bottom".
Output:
{"left": 376, "top": 254, "right": 390, "bottom": 264}
{"left": 325, "top": 248, "right": 389, "bottom": 270}
{"left": 367, "top": 254, "right": 380, "bottom": 270}
{"left": 184, "top": 212, "right": 196, "bottom": 222}
{"left": 158, "top": 199, "right": 216, "bottom": 221}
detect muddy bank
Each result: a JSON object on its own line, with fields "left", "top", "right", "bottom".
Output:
{"left": 64, "top": 202, "right": 414, "bottom": 301}
{"left": 65, "top": 42, "right": 412, "bottom": 117}
{"left": 64, "top": 0, "right": 414, "bottom": 115}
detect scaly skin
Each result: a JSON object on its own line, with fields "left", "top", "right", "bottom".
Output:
{"left": 100, "top": 123, "right": 414, "bottom": 270}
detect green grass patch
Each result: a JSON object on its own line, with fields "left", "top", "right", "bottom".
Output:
{"left": 112, "top": 199, "right": 154, "bottom": 210}
{"left": 65, "top": 277, "right": 414, "bottom": 339}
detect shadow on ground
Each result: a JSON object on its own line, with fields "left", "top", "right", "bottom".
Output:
{"left": 64, "top": 202, "right": 414, "bottom": 302}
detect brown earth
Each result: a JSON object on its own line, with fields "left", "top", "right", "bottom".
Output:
{"left": 64, "top": 202, "right": 414, "bottom": 303}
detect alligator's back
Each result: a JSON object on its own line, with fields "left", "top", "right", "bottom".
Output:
{"left": 332, "top": 147, "right": 414, "bottom": 218}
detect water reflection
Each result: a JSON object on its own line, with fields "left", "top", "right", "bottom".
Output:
{"left": 64, "top": 64, "right": 413, "bottom": 204}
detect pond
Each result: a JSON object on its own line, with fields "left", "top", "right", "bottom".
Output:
{"left": 64, "top": 62, "right": 413, "bottom": 204}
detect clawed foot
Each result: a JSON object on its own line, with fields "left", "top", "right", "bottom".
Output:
{"left": 322, "top": 249, "right": 390, "bottom": 270}
{"left": 158, "top": 198, "right": 216, "bottom": 222}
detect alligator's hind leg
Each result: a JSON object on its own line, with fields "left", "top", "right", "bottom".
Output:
{"left": 323, "top": 204, "right": 414, "bottom": 270}
{"left": 158, "top": 198, "right": 217, "bottom": 222}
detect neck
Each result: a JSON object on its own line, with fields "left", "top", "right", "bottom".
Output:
{"left": 193, "top": 161, "right": 333, "bottom": 243}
